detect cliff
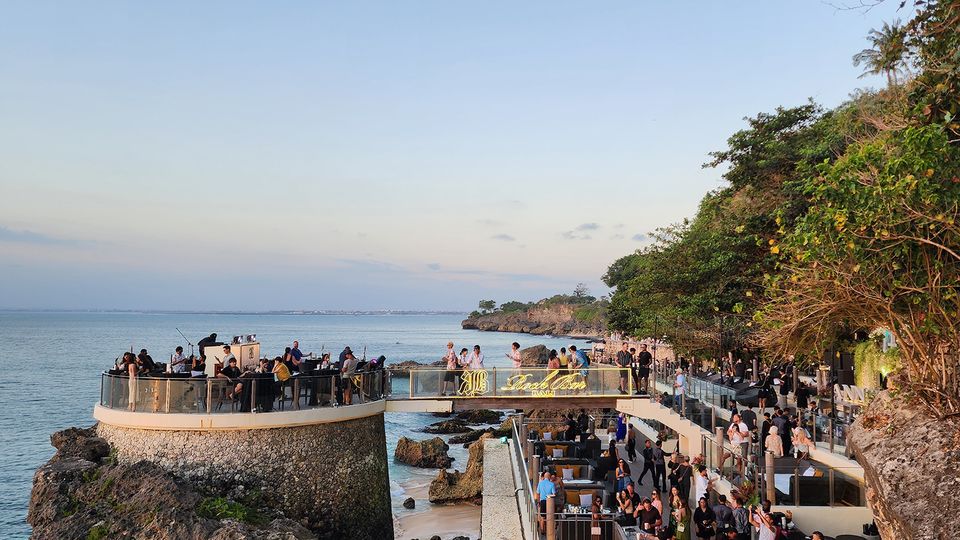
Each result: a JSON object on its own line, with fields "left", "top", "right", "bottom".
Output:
{"left": 461, "top": 304, "right": 605, "bottom": 338}
{"left": 28, "top": 426, "right": 315, "bottom": 540}
{"left": 847, "top": 390, "right": 960, "bottom": 540}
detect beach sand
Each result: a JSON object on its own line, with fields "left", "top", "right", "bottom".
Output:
{"left": 395, "top": 504, "right": 481, "bottom": 540}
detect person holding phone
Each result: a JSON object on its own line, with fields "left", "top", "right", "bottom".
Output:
{"left": 749, "top": 505, "right": 777, "bottom": 540}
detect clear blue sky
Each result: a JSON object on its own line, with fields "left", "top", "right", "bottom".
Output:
{"left": 0, "top": 1, "right": 903, "bottom": 311}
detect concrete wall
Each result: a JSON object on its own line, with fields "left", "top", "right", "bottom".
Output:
{"left": 96, "top": 409, "right": 393, "bottom": 540}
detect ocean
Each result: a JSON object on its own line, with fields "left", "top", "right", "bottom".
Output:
{"left": 0, "top": 312, "right": 587, "bottom": 539}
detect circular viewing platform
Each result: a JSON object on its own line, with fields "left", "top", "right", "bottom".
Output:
{"left": 95, "top": 371, "right": 387, "bottom": 430}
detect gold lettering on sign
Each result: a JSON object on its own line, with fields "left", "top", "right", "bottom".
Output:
{"left": 459, "top": 370, "right": 489, "bottom": 397}
{"left": 500, "top": 370, "right": 587, "bottom": 396}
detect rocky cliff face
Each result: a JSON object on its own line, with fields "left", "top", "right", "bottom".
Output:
{"left": 847, "top": 391, "right": 960, "bottom": 540}
{"left": 394, "top": 436, "right": 453, "bottom": 468}
{"left": 428, "top": 434, "right": 489, "bottom": 504}
{"left": 29, "top": 426, "right": 315, "bottom": 540}
{"left": 462, "top": 304, "right": 604, "bottom": 338}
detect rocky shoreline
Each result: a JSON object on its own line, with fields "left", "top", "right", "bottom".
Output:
{"left": 461, "top": 304, "right": 604, "bottom": 338}
{"left": 29, "top": 426, "right": 316, "bottom": 540}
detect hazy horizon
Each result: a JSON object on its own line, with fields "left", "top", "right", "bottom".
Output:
{"left": 0, "top": 2, "right": 901, "bottom": 311}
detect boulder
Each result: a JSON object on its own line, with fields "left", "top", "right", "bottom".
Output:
{"left": 848, "top": 391, "right": 960, "bottom": 540}
{"left": 455, "top": 409, "right": 502, "bottom": 425}
{"left": 449, "top": 428, "right": 492, "bottom": 445}
{"left": 422, "top": 420, "right": 472, "bottom": 434}
{"left": 428, "top": 435, "right": 488, "bottom": 504}
{"left": 49, "top": 426, "right": 111, "bottom": 463}
{"left": 402, "top": 497, "right": 416, "bottom": 509}
{"left": 394, "top": 437, "right": 452, "bottom": 468}
{"left": 520, "top": 345, "right": 549, "bottom": 367}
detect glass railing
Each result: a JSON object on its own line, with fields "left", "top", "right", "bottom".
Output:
{"left": 699, "top": 432, "right": 865, "bottom": 507}
{"left": 399, "top": 367, "right": 632, "bottom": 399}
{"left": 99, "top": 370, "right": 386, "bottom": 414}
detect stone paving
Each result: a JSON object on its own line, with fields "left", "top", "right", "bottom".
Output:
{"left": 480, "top": 439, "right": 524, "bottom": 540}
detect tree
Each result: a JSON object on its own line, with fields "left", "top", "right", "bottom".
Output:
{"left": 477, "top": 300, "right": 496, "bottom": 314}
{"left": 852, "top": 20, "right": 910, "bottom": 88}
{"left": 573, "top": 283, "right": 590, "bottom": 299}
{"left": 760, "top": 117, "right": 960, "bottom": 417}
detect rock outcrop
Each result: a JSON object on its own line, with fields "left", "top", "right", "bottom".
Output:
{"left": 390, "top": 359, "right": 446, "bottom": 374}
{"left": 28, "top": 426, "right": 314, "bottom": 540}
{"left": 461, "top": 304, "right": 604, "bottom": 338}
{"left": 520, "top": 345, "right": 549, "bottom": 366}
{"left": 848, "top": 391, "right": 960, "bottom": 540}
{"left": 455, "top": 409, "right": 503, "bottom": 425}
{"left": 422, "top": 420, "right": 472, "bottom": 434}
{"left": 428, "top": 435, "right": 489, "bottom": 504}
{"left": 394, "top": 436, "right": 453, "bottom": 468}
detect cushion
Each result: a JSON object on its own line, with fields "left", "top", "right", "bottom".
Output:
{"left": 565, "top": 489, "right": 580, "bottom": 503}
{"left": 553, "top": 448, "right": 564, "bottom": 458}
{"left": 579, "top": 493, "right": 593, "bottom": 507}
{"left": 543, "top": 431, "right": 553, "bottom": 441}
{"left": 561, "top": 468, "right": 574, "bottom": 480}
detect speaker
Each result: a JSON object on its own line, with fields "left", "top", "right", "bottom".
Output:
{"left": 838, "top": 352, "right": 854, "bottom": 371}
{"left": 837, "top": 368, "right": 854, "bottom": 385}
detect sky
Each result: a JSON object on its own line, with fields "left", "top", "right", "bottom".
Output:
{"left": 0, "top": 1, "right": 904, "bottom": 311}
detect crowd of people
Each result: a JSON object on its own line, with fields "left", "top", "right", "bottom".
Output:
{"left": 110, "top": 334, "right": 387, "bottom": 411}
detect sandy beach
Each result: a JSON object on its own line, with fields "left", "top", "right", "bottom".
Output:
{"left": 395, "top": 504, "right": 481, "bottom": 540}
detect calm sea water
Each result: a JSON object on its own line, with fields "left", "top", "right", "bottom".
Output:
{"left": 0, "top": 312, "right": 586, "bottom": 539}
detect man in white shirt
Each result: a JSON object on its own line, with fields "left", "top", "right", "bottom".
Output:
{"left": 724, "top": 413, "right": 750, "bottom": 474}
{"left": 171, "top": 346, "right": 188, "bottom": 374}
{"left": 505, "top": 342, "right": 521, "bottom": 369}
{"left": 220, "top": 345, "right": 236, "bottom": 371}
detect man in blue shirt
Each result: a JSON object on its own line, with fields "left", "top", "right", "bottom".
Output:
{"left": 535, "top": 471, "right": 556, "bottom": 532}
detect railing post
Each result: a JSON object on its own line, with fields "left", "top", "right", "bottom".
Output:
{"left": 714, "top": 427, "right": 724, "bottom": 470}
{"left": 293, "top": 378, "right": 300, "bottom": 410}
{"left": 546, "top": 495, "right": 556, "bottom": 540}
{"left": 829, "top": 418, "right": 835, "bottom": 453}
{"left": 794, "top": 465, "right": 801, "bottom": 506}
{"left": 251, "top": 378, "right": 257, "bottom": 413}
{"left": 409, "top": 370, "right": 415, "bottom": 399}
{"left": 165, "top": 379, "right": 171, "bottom": 413}
{"left": 206, "top": 379, "right": 213, "bottom": 414}
{"left": 711, "top": 407, "right": 716, "bottom": 432}
{"left": 492, "top": 368, "right": 497, "bottom": 397}
{"left": 765, "top": 451, "right": 776, "bottom": 504}
{"left": 531, "top": 454, "right": 540, "bottom": 487}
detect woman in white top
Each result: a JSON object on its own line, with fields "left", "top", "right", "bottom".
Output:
{"left": 791, "top": 424, "right": 811, "bottom": 460}
{"left": 468, "top": 345, "right": 484, "bottom": 369}
{"left": 765, "top": 425, "right": 784, "bottom": 457}
{"left": 505, "top": 342, "right": 521, "bottom": 369}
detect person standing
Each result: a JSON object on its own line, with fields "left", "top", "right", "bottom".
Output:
{"left": 674, "top": 368, "right": 687, "bottom": 414}
{"left": 693, "top": 497, "right": 716, "bottom": 540}
{"left": 340, "top": 352, "right": 358, "bottom": 405}
{"left": 626, "top": 430, "right": 637, "bottom": 462}
{"left": 535, "top": 471, "right": 556, "bottom": 533}
{"left": 731, "top": 497, "right": 751, "bottom": 540}
{"left": 652, "top": 440, "right": 667, "bottom": 492}
{"left": 635, "top": 344, "right": 652, "bottom": 395}
{"left": 123, "top": 352, "right": 138, "bottom": 411}
{"left": 765, "top": 425, "right": 784, "bottom": 458}
{"left": 468, "top": 345, "right": 484, "bottom": 370}
{"left": 441, "top": 342, "right": 458, "bottom": 396}
{"left": 559, "top": 347, "right": 570, "bottom": 372}
{"left": 675, "top": 456, "right": 693, "bottom": 502}
{"left": 616, "top": 342, "right": 632, "bottom": 394}
{"left": 505, "top": 342, "right": 521, "bottom": 369}
{"left": 724, "top": 414, "right": 750, "bottom": 474}
{"left": 712, "top": 494, "right": 734, "bottom": 535}
{"left": 638, "top": 440, "right": 655, "bottom": 486}
{"left": 694, "top": 465, "right": 713, "bottom": 502}
{"left": 547, "top": 350, "right": 561, "bottom": 370}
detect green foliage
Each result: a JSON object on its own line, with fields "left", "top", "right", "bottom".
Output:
{"left": 477, "top": 300, "right": 496, "bottom": 314}
{"left": 499, "top": 301, "right": 533, "bottom": 313}
{"left": 573, "top": 303, "right": 607, "bottom": 324}
{"left": 853, "top": 340, "right": 900, "bottom": 389}
{"left": 86, "top": 523, "right": 110, "bottom": 540}
{"left": 197, "top": 497, "right": 266, "bottom": 525}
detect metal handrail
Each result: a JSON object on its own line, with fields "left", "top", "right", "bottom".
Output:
{"left": 99, "top": 370, "right": 385, "bottom": 414}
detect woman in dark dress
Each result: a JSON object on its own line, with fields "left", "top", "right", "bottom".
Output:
{"left": 693, "top": 496, "right": 716, "bottom": 540}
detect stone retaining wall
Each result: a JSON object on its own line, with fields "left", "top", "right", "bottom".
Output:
{"left": 96, "top": 413, "right": 393, "bottom": 540}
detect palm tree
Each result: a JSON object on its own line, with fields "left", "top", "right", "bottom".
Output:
{"left": 852, "top": 20, "right": 909, "bottom": 88}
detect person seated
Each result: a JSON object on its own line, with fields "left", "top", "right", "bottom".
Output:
{"left": 138, "top": 349, "right": 158, "bottom": 373}
{"left": 217, "top": 356, "right": 241, "bottom": 399}
{"left": 189, "top": 355, "right": 206, "bottom": 377}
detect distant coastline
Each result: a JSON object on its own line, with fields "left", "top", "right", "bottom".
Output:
{"left": 0, "top": 308, "right": 468, "bottom": 316}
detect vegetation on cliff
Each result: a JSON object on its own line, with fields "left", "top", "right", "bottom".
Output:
{"left": 604, "top": 0, "right": 960, "bottom": 413}
{"left": 464, "top": 284, "right": 608, "bottom": 336}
